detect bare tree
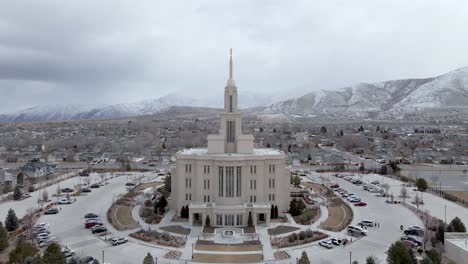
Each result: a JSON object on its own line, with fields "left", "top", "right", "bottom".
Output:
{"left": 42, "top": 189, "right": 49, "bottom": 202}
{"left": 413, "top": 193, "right": 421, "bottom": 210}
{"left": 381, "top": 183, "right": 390, "bottom": 200}
{"left": 85, "top": 176, "right": 91, "bottom": 186}
{"left": 56, "top": 184, "right": 61, "bottom": 200}
{"left": 99, "top": 173, "right": 106, "bottom": 183}
{"left": 24, "top": 208, "right": 36, "bottom": 239}
{"left": 400, "top": 185, "right": 409, "bottom": 203}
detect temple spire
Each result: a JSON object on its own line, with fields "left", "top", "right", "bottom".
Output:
{"left": 229, "top": 48, "right": 233, "bottom": 79}
{"left": 226, "top": 48, "right": 236, "bottom": 87}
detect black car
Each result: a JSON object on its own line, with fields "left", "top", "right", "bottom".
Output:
{"left": 91, "top": 226, "right": 107, "bottom": 234}
{"left": 85, "top": 213, "right": 99, "bottom": 219}
{"left": 404, "top": 229, "right": 424, "bottom": 237}
{"left": 82, "top": 188, "right": 91, "bottom": 193}
{"left": 125, "top": 182, "right": 136, "bottom": 186}
{"left": 45, "top": 208, "right": 59, "bottom": 215}
{"left": 61, "top": 188, "right": 74, "bottom": 193}
{"left": 90, "top": 184, "right": 100, "bottom": 188}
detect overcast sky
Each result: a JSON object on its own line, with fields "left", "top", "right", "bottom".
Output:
{"left": 1, "top": 0, "right": 468, "bottom": 112}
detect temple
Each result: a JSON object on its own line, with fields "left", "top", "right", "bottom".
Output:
{"left": 169, "top": 50, "right": 289, "bottom": 227}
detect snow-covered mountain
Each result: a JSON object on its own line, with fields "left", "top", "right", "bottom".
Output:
{"left": 0, "top": 92, "right": 279, "bottom": 122}
{"left": 267, "top": 66, "right": 468, "bottom": 121}
{"left": 0, "top": 104, "right": 95, "bottom": 122}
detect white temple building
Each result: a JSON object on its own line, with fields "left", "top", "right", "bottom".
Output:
{"left": 169, "top": 50, "right": 289, "bottom": 227}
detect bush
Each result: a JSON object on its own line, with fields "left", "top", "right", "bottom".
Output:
{"left": 416, "top": 178, "right": 428, "bottom": 191}
{"left": 144, "top": 199, "right": 153, "bottom": 207}
{"left": 298, "top": 231, "right": 306, "bottom": 240}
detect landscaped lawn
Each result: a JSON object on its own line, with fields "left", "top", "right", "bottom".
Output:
{"left": 160, "top": 225, "right": 191, "bottom": 235}
{"left": 267, "top": 225, "right": 300, "bottom": 236}
{"left": 293, "top": 208, "right": 320, "bottom": 225}
{"left": 193, "top": 253, "right": 262, "bottom": 263}
{"left": 195, "top": 242, "right": 261, "bottom": 252}
{"left": 112, "top": 205, "right": 138, "bottom": 230}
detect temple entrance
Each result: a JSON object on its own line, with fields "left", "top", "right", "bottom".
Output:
{"left": 258, "top": 213, "right": 266, "bottom": 224}
{"left": 193, "top": 213, "right": 202, "bottom": 226}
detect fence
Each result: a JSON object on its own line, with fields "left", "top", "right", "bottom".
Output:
{"left": 427, "top": 186, "right": 468, "bottom": 208}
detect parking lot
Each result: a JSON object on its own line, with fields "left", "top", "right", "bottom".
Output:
{"left": 291, "top": 172, "right": 423, "bottom": 263}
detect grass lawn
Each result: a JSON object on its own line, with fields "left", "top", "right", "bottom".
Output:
{"left": 113, "top": 205, "right": 138, "bottom": 230}
{"left": 160, "top": 225, "right": 191, "bottom": 235}
{"left": 193, "top": 253, "right": 262, "bottom": 263}
{"left": 322, "top": 205, "right": 346, "bottom": 228}
{"left": 267, "top": 225, "right": 300, "bottom": 236}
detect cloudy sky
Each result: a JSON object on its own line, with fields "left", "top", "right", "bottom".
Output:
{"left": 1, "top": 0, "right": 468, "bottom": 112}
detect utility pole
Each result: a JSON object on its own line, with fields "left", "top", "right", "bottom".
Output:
{"left": 102, "top": 250, "right": 105, "bottom": 264}
{"left": 349, "top": 251, "right": 352, "bottom": 264}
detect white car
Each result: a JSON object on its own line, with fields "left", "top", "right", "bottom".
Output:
{"left": 319, "top": 240, "right": 333, "bottom": 249}
{"left": 111, "top": 237, "right": 128, "bottom": 246}
{"left": 347, "top": 225, "right": 368, "bottom": 236}
{"left": 58, "top": 199, "right": 72, "bottom": 204}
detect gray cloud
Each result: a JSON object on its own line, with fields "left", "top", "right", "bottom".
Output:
{"left": 1, "top": 0, "right": 468, "bottom": 112}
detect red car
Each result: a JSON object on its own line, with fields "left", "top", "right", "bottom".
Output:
{"left": 354, "top": 202, "right": 367, "bottom": 207}
{"left": 330, "top": 184, "right": 340, "bottom": 189}
{"left": 85, "top": 219, "right": 103, "bottom": 229}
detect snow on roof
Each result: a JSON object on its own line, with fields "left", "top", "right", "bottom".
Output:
{"left": 177, "top": 148, "right": 283, "bottom": 156}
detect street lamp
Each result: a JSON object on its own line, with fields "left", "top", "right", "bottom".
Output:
{"left": 102, "top": 250, "right": 105, "bottom": 264}
{"left": 349, "top": 251, "right": 352, "bottom": 264}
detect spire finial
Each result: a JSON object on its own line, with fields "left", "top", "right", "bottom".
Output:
{"left": 229, "top": 48, "right": 233, "bottom": 79}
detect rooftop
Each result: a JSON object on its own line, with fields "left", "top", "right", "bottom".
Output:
{"left": 177, "top": 148, "right": 284, "bottom": 156}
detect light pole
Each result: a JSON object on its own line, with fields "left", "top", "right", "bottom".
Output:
{"left": 102, "top": 250, "right": 105, "bottom": 264}
{"left": 445, "top": 204, "right": 447, "bottom": 224}
{"left": 349, "top": 251, "right": 352, "bottom": 264}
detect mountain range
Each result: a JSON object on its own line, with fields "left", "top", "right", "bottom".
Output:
{"left": 0, "top": 92, "right": 281, "bottom": 122}
{"left": 1, "top": 66, "right": 468, "bottom": 122}
{"left": 267, "top": 66, "right": 468, "bottom": 121}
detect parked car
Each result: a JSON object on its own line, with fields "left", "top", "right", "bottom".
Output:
{"left": 330, "top": 238, "right": 342, "bottom": 245}
{"left": 81, "top": 188, "right": 91, "bottom": 193}
{"left": 79, "top": 256, "right": 96, "bottom": 264}
{"left": 21, "top": 193, "right": 32, "bottom": 199}
{"left": 45, "top": 208, "right": 59, "bottom": 215}
{"left": 347, "top": 226, "right": 367, "bottom": 236}
{"left": 401, "top": 236, "right": 422, "bottom": 246}
{"left": 125, "top": 182, "right": 136, "bottom": 186}
{"left": 404, "top": 229, "right": 424, "bottom": 237}
{"left": 371, "top": 181, "right": 380, "bottom": 185}
{"left": 91, "top": 226, "right": 107, "bottom": 234}
{"left": 354, "top": 202, "right": 367, "bottom": 207}
{"left": 61, "top": 247, "right": 75, "bottom": 258}
{"left": 90, "top": 184, "right": 100, "bottom": 189}
{"left": 58, "top": 199, "right": 72, "bottom": 205}
{"left": 111, "top": 237, "right": 128, "bottom": 246}
{"left": 319, "top": 240, "right": 333, "bottom": 249}
{"left": 330, "top": 184, "right": 340, "bottom": 189}
{"left": 84, "top": 213, "right": 99, "bottom": 219}
{"left": 359, "top": 220, "right": 374, "bottom": 227}
{"left": 85, "top": 219, "right": 103, "bottom": 229}
{"left": 61, "top": 188, "right": 74, "bottom": 193}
